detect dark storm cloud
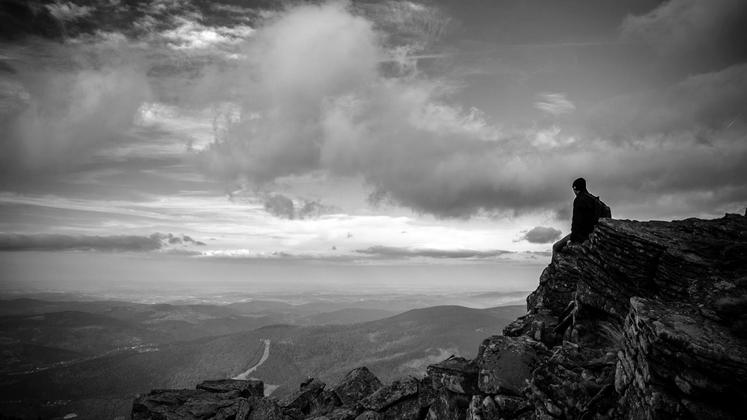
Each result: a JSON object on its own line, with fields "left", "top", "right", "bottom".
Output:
{"left": 521, "top": 226, "right": 562, "bottom": 244}
{"left": 356, "top": 246, "right": 512, "bottom": 259}
{"left": 0, "top": 232, "right": 204, "bottom": 252}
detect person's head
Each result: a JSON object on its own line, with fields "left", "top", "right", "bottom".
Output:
{"left": 572, "top": 178, "right": 587, "bottom": 195}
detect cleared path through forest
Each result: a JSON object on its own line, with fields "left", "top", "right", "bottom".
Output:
{"left": 233, "top": 339, "right": 270, "bottom": 380}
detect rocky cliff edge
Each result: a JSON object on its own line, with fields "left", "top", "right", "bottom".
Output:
{"left": 131, "top": 214, "right": 747, "bottom": 420}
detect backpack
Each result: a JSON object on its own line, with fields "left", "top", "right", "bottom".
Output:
{"left": 594, "top": 196, "right": 612, "bottom": 219}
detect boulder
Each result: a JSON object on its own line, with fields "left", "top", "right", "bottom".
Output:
{"left": 131, "top": 389, "right": 243, "bottom": 420}
{"left": 308, "top": 407, "right": 359, "bottom": 420}
{"left": 333, "top": 367, "right": 383, "bottom": 406}
{"left": 475, "top": 335, "right": 549, "bottom": 396}
{"left": 380, "top": 397, "right": 423, "bottom": 420}
{"left": 427, "top": 355, "right": 479, "bottom": 394}
{"left": 502, "top": 309, "right": 561, "bottom": 347}
{"left": 616, "top": 297, "right": 747, "bottom": 419}
{"left": 236, "top": 396, "right": 289, "bottom": 420}
{"left": 197, "top": 379, "right": 264, "bottom": 398}
{"left": 360, "top": 376, "right": 419, "bottom": 412}
{"left": 281, "top": 377, "right": 336, "bottom": 416}
{"left": 426, "top": 389, "right": 470, "bottom": 420}
{"left": 354, "top": 411, "right": 383, "bottom": 420}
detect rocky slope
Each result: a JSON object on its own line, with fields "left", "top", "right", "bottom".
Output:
{"left": 131, "top": 214, "right": 747, "bottom": 420}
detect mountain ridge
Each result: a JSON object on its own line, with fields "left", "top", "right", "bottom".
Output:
{"left": 131, "top": 213, "right": 747, "bottom": 419}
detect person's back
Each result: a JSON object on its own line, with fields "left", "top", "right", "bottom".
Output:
{"left": 571, "top": 189, "right": 598, "bottom": 243}
{"left": 553, "top": 177, "right": 602, "bottom": 254}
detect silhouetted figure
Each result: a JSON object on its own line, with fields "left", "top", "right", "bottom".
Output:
{"left": 553, "top": 178, "right": 602, "bottom": 254}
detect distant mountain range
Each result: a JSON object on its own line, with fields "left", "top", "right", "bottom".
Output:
{"left": 0, "top": 297, "right": 525, "bottom": 419}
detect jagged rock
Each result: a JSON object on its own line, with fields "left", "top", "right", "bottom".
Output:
{"left": 333, "top": 367, "right": 383, "bottom": 406}
{"left": 476, "top": 335, "right": 549, "bottom": 396}
{"left": 237, "top": 396, "right": 289, "bottom": 420}
{"left": 465, "top": 395, "right": 531, "bottom": 420}
{"left": 526, "top": 341, "right": 617, "bottom": 419}
{"left": 354, "top": 411, "right": 382, "bottom": 420}
{"left": 308, "top": 407, "right": 358, "bottom": 420}
{"left": 380, "top": 397, "right": 423, "bottom": 420}
{"left": 494, "top": 395, "right": 531, "bottom": 418}
{"left": 529, "top": 251, "right": 583, "bottom": 315}
{"left": 616, "top": 297, "right": 747, "bottom": 419}
{"left": 426, "top": 389, "right": 469, "bottom": 420}
{"left": 196, "top": 379, "right": 264, "bottom": 398}
{"left": 576, "top": 216, "right": 747, "bottom": 339}
{"left": 360, "top": 376, "right": 419, "bottom": 412}
{"left": 503, "top": 309, "right": 561, "bottom": 347}
{"left": 466, "top": 395, "right": 497, "bottom": 420}
{"left": 281, "top": 377, "right": 339, "bottom": 417}
{"left": 427, "top": 355, "right": 479, "bottom": 394}
{"left": 131, "top": 389, "right": 244, "bottom": 420}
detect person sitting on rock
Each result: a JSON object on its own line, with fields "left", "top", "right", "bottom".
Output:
{"left": 553, "top": 177, "right": 600, "bottom": 254}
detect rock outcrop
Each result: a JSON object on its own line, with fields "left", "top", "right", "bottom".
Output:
{"left": 131, "top": 214, "right": 747, "bottom": 420}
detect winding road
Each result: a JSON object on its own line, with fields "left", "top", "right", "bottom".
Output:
{"left": 233, "top": 339, "right": 271, "bottom": 380}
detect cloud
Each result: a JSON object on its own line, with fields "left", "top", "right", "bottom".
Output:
{"left": 2, "top": 0, "right": 744, "bottom": 224}
{"left": 196, "top": 2, "right": 747, "bottom": 220}
{"left": 198, "top": 2, "right": 531, "bottom": 217}
{"left": 160, "top": 16, "right": 254, "bottom": 51}
{"left": 0, "top": 232, "right": 205, "bottom": 252}
{"left": 588, "top": 63, "right": 747, "bottom": 137}
{"left": 520, "top": 226, "right": 562, "bottom": 244}
{"left": 535, "top": 93, "right": 575, "bottom": 116}
{"left": 264, "top": 194, "right": 295, "bottom": 219}
{"left": 0, "top": 41, "right": 151, "bottom": 179}
{"left": 356, "top": 245, "right": 512, "bottom": 259}
{"left": 263, "top": 193, "right": 338, "bottom": 219}
{"left": 46, "top": 2, "right": 93, "bottom": 22}
{"left": 621, "top": 0, "right": 747, "bottom": 72}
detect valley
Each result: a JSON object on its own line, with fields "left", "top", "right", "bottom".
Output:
{"left": 0, "top": 295, "right": 526, "bottom": 419}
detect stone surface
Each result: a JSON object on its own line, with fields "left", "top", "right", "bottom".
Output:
{"left": 354, "top": 411, "right": 382, "bottom": 420}
{"left": 237, "top": 396, "right": 290, "bottom": 420}
{"left": 333, "top": 367, "right": 383, "bottom": 407}
{"left": 502, "top": 309, "right": 561, "bottom": 347}
{"left": 360, "top": 376, "right": 419, "bottom": 412}
{"left": 526, "top": 341, "right": 617, "bottom": 419}
{"left": 616, "top": 297, "right": 747, "bottom": 419}
{"left": 308, "top": 407, "right": 358, "bottom": 420}
{"left": 132, "top": 389, "right": 243, "bottom": 420}
{"left": 196, "top": 379, "right": 264, "bottom": 398}
{"left": 475, "top": 335, "right": 549, "bottom": 396}
{"left": 281, "top": 378, "right": 335, "bottom": 417}
{"left": 427, "top": 355, "right": 479, "bottom": 394}
{"left": 425, "top": 389, "right": 469, "bottom": 420}
{"left": 380, "top": 396, "right": 423, "bottom": 420}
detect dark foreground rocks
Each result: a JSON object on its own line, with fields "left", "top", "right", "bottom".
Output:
{"left": 132, "top": 214, "right": 747, "bottom": 420}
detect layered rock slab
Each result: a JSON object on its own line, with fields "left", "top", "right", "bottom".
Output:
{"left": 616, "top": 297, "right": 747, "bottom": 420}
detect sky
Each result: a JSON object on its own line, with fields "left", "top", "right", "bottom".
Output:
{"left": 0, "top": 0, "right": 745, "bottom": 298}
